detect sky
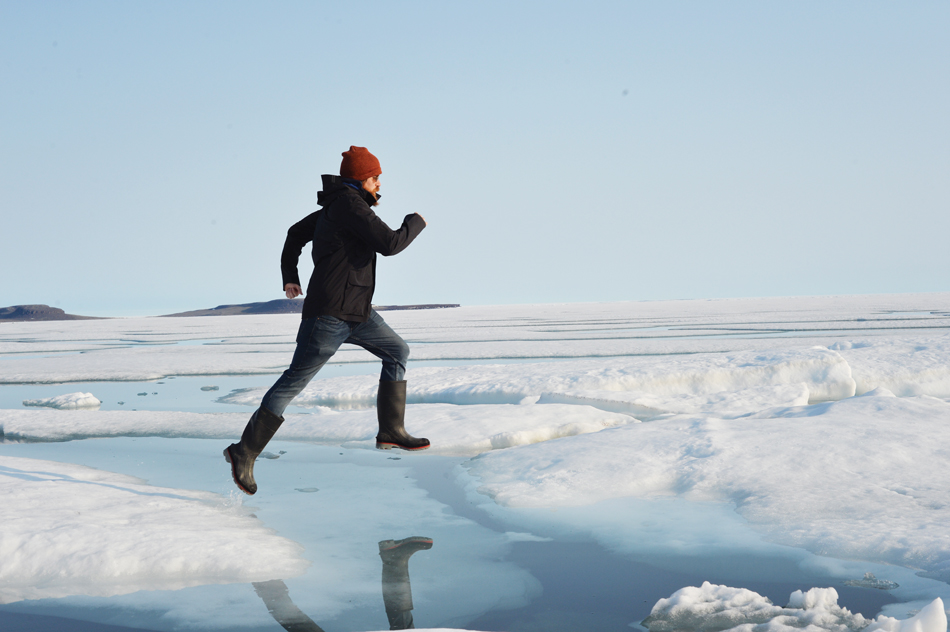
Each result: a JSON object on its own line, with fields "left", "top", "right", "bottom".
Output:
{"left": 1, "top": 1, "right": 948, "bottom": 317}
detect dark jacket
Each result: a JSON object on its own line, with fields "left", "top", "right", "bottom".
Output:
{"left": 281, "top": 174, "right": 426, "bottom": 322}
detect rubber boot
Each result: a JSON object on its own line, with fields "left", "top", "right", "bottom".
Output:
{"left": 376, "top": 380, "right": 429, "bottom": 451}
{"left": 224, "top": 406, "right": 284, "bottom": 495}
{"left": 253, "top": 580, "right": 325, "bottom": 632}
{"left": 379, "top": 536, "right": 433, "bottom": 630}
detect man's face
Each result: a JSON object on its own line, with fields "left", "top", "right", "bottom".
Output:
{"left": 362, "top": 175, "right": 380, "bottom": 195}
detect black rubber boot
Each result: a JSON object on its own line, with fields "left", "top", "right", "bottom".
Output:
{"left": 224, "top": 406, "right": 284, "bottom": 495}
{"left": 376, "top": 380, "right": 429, "bottom": 451}
{"left": 379, "top": 536, "right": 433, "bottom": 630}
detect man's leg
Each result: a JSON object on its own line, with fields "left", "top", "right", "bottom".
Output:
{"left": 225, "top": 316, "right": 351, "bottom": 494}
{"left": 260, "top": 316, "right": 352, "bottom": 416}
{"left": 346, "top": 310, "right": 429, "bottom": 451}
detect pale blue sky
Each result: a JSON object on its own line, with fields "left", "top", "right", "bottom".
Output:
{"left": 2, "top": 1, "right": 948, "bottom": 316}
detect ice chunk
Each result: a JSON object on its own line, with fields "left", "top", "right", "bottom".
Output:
{"left": 843, "top": 572, "right": 899, "bottom": 590}
{"left": 643, "top": 584, "right": 948, "bottom": 632}
{"left": 643, "top": 582, "right": 785, "bottom": 632}
{"left": 786, "top": 586, "right": 840, "bottom": 610}
{"left": 863, "top": 598, "right": 946, "bottom": 632}
{"left": 22, "top": 392, "right": 101, "bottom": 410}
{"left": 0, "top": 455, "right": 307, "bottom": 603}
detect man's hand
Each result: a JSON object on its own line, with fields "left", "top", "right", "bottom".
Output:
{"left": 285, "top": 283, "right": 303, "bottom": 299}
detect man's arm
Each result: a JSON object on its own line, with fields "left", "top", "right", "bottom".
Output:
{"left": 280, "top": 211, "right": 321, "bottom": 291}
{"left": 342, "top": 204, "right": 426, "bottom": 257}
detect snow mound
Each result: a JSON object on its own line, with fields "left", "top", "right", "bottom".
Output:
{"left": 643, "top": 582, "right": 946, "bottom": 632}
{"left": 465, "top": 393, "right": 950, "bottom": 577}
{"left": 834, "top": 336, "right": 950, "bottom": 398}
{"left": 219, "top": 347, "right": 855, "bottom": 410}
{"left": 22, "top": 392, "right": 101, "bottom": 410}
{"left": 538, "top": 384, "right": 810, "bottom": 419}
{"left": 0, "top": 455, "right": 308, "bottom": 603}
{"left": 0, "top": 404, "right": 630, "bottom": 456}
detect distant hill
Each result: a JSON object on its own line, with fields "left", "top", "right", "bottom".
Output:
{"left": 0, "top": 305, "right": 101, "bottom": 322}
{"left": 161, "top": 299, "right": 459, "bottom": 317}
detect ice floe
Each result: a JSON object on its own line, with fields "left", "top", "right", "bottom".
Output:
{"left": 464, "top": 391, "right": 950, "bottom": 578}
{"left": 643, "top": 582, "right": 946, "bottom": 632}
{"left": 22, "top": 391, "right": 101, "bottom": 409}
{"left": 0, "top": 455, "right": 307, "bottom": 603}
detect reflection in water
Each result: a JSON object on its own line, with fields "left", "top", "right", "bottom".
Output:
{"left": 253, "top": 580, "right": 325, "bottom": 632}
{"left": 253, "top": 536, "right": 433, "bottom": 632}
{"left": 379, "top": 536, "right": 434, "bottom": 630}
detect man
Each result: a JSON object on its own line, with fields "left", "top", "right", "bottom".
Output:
{"left": 225, "top": 146, "right": 428, "bottom": 495}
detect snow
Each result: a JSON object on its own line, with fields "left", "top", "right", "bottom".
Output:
{"left": 0, "top": 403, "right": 631, "bottom": 455}
{"left": 538, "top": 383, "right": 810, "bottom": 419}
{"left": 0, "top": 454, "right": 307, "bottom": 603}
{"left": 22, "top": 391, "right": 101, "bottom": 409}
{"left": 644, "top": 582, "right": 947, "bottom": 632}
{"left": 3, "top": 294, "right": 950, "bottom": 629}
{"left": 219, "top": 346, "right": 856, "bottom": 410}
{"left": 463, "top": 389, "right": 950, "bottom": 580}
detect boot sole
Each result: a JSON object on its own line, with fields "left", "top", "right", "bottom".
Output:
{"left": 223, "top": 446, "right": 255, "bottom": 495}
{"left": 376, "top": 441, "right": 430, "bottom": 451}
{"left": 379, "top": 537, "right": 434, "bottom": 552}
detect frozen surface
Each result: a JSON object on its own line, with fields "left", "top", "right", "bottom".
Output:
{"left": 0, "top": 403, "right": 631, "bottom": 456}
{"left": 537, "top": 384, "right": 810, "bottom": 419}
{"left": 643, "top": 582, "right": 946, "bottom": 632}
{"left": 3, "top": 293, "right": 950, "bottom": 384}
{"left": 22, "top": 391, "right": 101, "bottom": 409}
{"left": 0, "top": 454, "right": 307, "bottom": 604}
{"left": 3, "top": 294, "right": 950, "bottom": 630}
{"left": 0, "top": 439, "right": 540, "bottom": 630}
{"left": 463, "top": 389, "right": 950, "bottom": 579}
{"left": 220, "top": 346, "right": 856, "bottom": 411}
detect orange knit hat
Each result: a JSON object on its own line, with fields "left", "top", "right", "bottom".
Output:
{"left": 340, "top": 146, "right": 382, "bottom": 181}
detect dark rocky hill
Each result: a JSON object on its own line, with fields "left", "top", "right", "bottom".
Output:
{"left": 0, "top": 305, "right": 101, "bottom": 322}
{"left": 162, "top": 300, "right": 459, "bottom": 317}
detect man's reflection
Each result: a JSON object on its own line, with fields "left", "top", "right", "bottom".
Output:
{"left": 252, "top": 579, "right": 325, "bottom": 632}
{"left": 253, "top": 536, "right": 433, "bottom": 632}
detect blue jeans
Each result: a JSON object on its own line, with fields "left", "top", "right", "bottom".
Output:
{"left": 260, "top": 310, "right": 409, "bottom": 417}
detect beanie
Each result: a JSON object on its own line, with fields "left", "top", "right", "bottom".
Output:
{"left": 340, "top": 146, "right": 382, "bottom": 181}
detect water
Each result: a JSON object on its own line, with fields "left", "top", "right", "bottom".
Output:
{"left": 0, "top": 439, "right": 904, "bottom": 632}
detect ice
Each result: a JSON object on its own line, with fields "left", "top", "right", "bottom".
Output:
{"left": 538, "top": 384, "right": 810, "bottom": 419}
{"left": 643, "top": 582, "right": 947, "bottom": 632}
{"left": 0, "top": 454, "right": 307, "bottom": 603}
{"left": 832, "top": 336, "right": 950, "bottom": 398}
{"left": 21, "top": 391, "right": 101, "bottom": 409}
{"left": 219, "top": 347, "right": 855, "bottom": 411}
{"left": 0, "top": 403, "right": 631, "bottom": 456}
{"left": 1, "top": 439, "right": 540, "bottom": 630}
{"left": 4, "top": 294, "right": 950, "bottom": 628}
{"left": 464, "top": 391, "right": 950, "bottom": 578}
{"left": 844, "top": 573, "right": 900, "bottom": 590}
{"left": 3, "top": 294, "right": 950, "bottom": 384}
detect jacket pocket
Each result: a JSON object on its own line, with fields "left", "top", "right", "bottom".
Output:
{"left": 341, "top": 269, "right": 373, "bottom": 316}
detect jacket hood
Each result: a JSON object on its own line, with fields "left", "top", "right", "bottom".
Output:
{"left": 317, "top": 174, "right": 380, "bottom": 207}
